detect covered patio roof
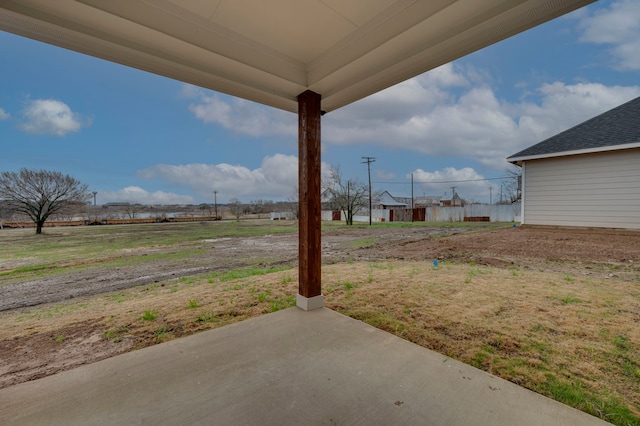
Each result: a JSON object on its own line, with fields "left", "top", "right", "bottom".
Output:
{"left": 0, "top": 0, "right": 596, "bottom": 309}
{"left": 0, "top": 0, "right": 594, "bottom": 113}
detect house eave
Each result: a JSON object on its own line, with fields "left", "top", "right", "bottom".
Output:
{"left": 0, "top": 0, "right": 595, "bottom": 114}
{"left": 507, "top": 142, "right": 640, "bottom": 165}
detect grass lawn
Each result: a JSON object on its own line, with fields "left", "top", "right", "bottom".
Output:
{"left": 0, "top": 220, "right": 638, "bottom": 425}
{"left": 0, "top": 220, "right": 299, "bottom": 284}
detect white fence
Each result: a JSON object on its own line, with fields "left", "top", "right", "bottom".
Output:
{"left": 321, "top": 210, "right": 391, "bottom": 222}
{"left": 323, "top": 203, "right": 521, "bottom": 223}
{"left": 425, "top": 203, "right": 521, "bottom": 223}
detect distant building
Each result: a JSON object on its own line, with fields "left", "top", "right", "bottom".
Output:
{"left": 414, "top": 196, "right": 442, "bottom": 207}
{"left": 373, "top": 191, "right": 407, "bottom": 209}
{"left": 440, "top": 191, "right": 462, "bottom": 207}
{"left": 102, "top": 202, "right": 131, "bottom": 207}
{"left": 374, "top": 191, "right": 448, "bottom": 209}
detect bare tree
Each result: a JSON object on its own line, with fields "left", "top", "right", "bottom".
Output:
{"left": 123, "top": 203, "right": 142, "bottom": 219}
{"left": 500, "top": 164, "right": 522, "bottom": 204}
{"left": 0, "top": 200, "right": 13, "bottom": 229}
{"left": 286, "top": 186, "right": 299, "bottom": 220}
{"left": 323, "top": 166, "right": 368, "bottom": 225}
{"left": 0, "top": 168, "right": 90, "bottom": 234}
{"left": 82, "top": 205, "right": 105, "bottom": 225}
{"left": 228, "top": 198, "right": 243, "bottom": 220}
{"left": 249, "top": 199, "right": 264, "bottom": 215}
{"left": 198, "top": 203, "right": 209, "bottom": 216}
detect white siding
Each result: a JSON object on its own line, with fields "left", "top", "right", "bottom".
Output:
{"left": 522, "top": 148, "right": 640, "bottom": 229}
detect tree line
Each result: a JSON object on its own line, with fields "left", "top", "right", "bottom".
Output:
{"left": 0, "top": 166, "right": 388, "bottom": 234}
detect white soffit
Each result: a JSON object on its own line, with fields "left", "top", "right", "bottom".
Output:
{"left": 0, "top": 0, "right": 595, "bottom": 113}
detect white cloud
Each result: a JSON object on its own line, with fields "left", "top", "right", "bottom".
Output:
{"left": 178, "top": 84, "right": 202, "bottom": 99}
{"left": 20, "top": 99, "right": 88, "bottom": 136}
{"left": 324, "top": 65, "right": 640, "bottom": 168}
{"left": 181, "top": 63, "right": 639, "bottom": 173}
{"left": 184, "top": 85, "right": 296, "bottom": 137}
{"left": 411, "top": 167, "right": 494, "bottom": 201}
{"left": 138, "top": 154, "right": 331, "bottom": 201}
{"left": 514, "top": 82, "right": 640, "bottom": 140}
{"left": 0, "top": 108, "right": 9, "bottom": 120}
{"left": 578, "top": 0, "right": 640, "bottom": 70}
{"left": 100, "top": 186, "right": 195, "bottom": 205}
{"left": 326, "top": 63, "right": 469, "bottom": 127}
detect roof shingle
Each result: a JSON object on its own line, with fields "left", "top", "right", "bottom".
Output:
{"left": 508, "top": 96, "right": 640, "bottom": 160}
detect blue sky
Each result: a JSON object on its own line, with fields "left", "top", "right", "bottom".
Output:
{"left": 1, "top": 0, "right": 639, "bottom": 205}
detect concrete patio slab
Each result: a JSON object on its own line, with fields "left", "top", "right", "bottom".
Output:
{"left": 0, "top": 308, "right": 607, "bottom": 425}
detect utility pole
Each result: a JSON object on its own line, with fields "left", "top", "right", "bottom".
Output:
{"left": 213, "top": 190, "right": 218, "bottom": 219}
{"left": 411, "top": 173, "right": 414, "bottom": 222}
{"left": 489, "top": 187, "right": 492, "bottom": 205}
{"left": 362, "top": 156, "right": 376, "bottom": 225}
{"left": 348, "top": 181, "right": 351, "bottom": 225}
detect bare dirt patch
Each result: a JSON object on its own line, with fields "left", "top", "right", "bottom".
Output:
{"left": 1, "top": 223, "right": 639, "bottom": 421}
{"left": 374, "top": 226, "right": 640, "bottom": 280}
{"left": 0, "top": 320, "right": 135, "bottom": 388}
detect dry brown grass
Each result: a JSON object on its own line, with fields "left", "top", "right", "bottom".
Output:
{"left": 325, "top": 262, "right": 640, "bottom": 420}
{"left": 1, "top": 260, "right": 639, "bottom": 424}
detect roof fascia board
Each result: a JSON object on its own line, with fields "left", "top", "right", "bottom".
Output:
{"left": 507, "top": 142, "right": 640, "bottom": 163}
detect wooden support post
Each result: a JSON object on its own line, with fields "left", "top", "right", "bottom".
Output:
{"left": 296, "top": 90, "right": 323, "bottom": 311}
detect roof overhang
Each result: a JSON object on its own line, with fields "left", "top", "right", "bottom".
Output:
{"left": 0, "top": 0, "right": 595, "bottom": 113}
{"left": 507, "top": 142, "right": 640, "bottom": 165}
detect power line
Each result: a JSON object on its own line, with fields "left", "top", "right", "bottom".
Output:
{"left": 373, "top": 176, "right": 514, "bottom": 185}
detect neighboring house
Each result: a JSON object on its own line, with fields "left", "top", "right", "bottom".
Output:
{"left": 440, "top": 191, "right": 462, "bottom": 207}
{"left": 373, "top": 191, "right": 445, "bottom": 209}
{"left": 414, "top": 196, "right": 442, "bottom": 207}
{"left": 373, "top": 191, "right": 408, "bottom": 210}
{"left": 508, "top": 96, "right": 640, "bottom": 229}
{"left": 394, "top": 195, "right": 443, "bottom": 208}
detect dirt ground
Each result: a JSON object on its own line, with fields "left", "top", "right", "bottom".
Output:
{"left": 0, "top": 225, "right": 476, "bottom": 313}
{"left": 385, "top": 225, "right": 640, "bottom": 278}
{"left": 1, "top": 224, "right": 639, "bottom": 389}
